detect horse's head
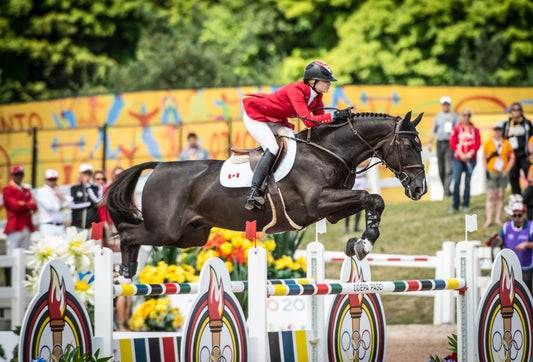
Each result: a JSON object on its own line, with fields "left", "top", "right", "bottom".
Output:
{"left": 378, "top": 111, "right": 427, "bottom": 200}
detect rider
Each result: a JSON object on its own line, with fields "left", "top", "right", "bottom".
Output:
{"left": 242, "top": 60, "right": 353, "bottom": 210}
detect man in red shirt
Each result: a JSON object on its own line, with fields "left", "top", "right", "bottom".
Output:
{"left": 242, "top": 60, "right": 352, "bottom": 210}
{"left": 3, "top": 165, "right": 37, "bottom": 254}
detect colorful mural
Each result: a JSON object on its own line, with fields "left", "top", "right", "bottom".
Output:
{"left": 0, "top": 85, "right": 532, "bottom": 213}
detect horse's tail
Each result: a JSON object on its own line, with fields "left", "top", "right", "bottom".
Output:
{"left": 105, "top": 161, "right": 160, "bottom": 228}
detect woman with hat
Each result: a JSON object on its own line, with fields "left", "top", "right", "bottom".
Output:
{"left": 493, "top": 200, "right": 533, "bottom": 293}
{"left": 482, "top": 121, "right": 515, "bottom": 227}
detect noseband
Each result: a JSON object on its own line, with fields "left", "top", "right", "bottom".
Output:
{"left": 294, "top": 112, "right": 425, "bottom": 187}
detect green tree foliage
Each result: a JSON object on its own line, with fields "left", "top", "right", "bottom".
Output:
{"left": 320, "top": 0, "right": 533, "bottom": 86}
{"left": 0, "top": 0, "right": 146, "bottom": 101}
{"left": 1, "top": 0, "right": 532, "bottom": 103}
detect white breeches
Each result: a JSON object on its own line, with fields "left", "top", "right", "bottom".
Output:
{"left": 243, "top": 111, "right": 281, "bottom": 155}
{"left": 6, "top": 226, "right": 31, "bottom": 255}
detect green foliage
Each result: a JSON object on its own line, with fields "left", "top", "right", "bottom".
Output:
{"left": 1, "top": 0, "right": 532, "bottom": 103}
{"left": 58, "top": 346, "right": 111, "bottom": 362}
{"left": 428, "top": 333, "right": 457, "bottom": 361}
{"left": 149, "top": 245, "right": 181, "bottom": 266}
{"left": 268, "top": 229, "right": 306, "bottom": 259}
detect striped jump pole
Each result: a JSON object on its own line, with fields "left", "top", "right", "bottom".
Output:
{"left": 266, "top": 278, "right": 466, "bottom": 297}
{"left": 112, "top": 278, "right": 318, "bottom": 297}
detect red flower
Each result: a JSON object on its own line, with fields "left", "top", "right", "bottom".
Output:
{"left": 203, "top": 232, "right": 225, "bottom": 249}
{"left": 230, "top": 247, "right": 245, "bottom": 265}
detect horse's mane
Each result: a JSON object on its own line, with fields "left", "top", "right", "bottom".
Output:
{"left": 295, "top": 112, "right": 397, "bottom": 139}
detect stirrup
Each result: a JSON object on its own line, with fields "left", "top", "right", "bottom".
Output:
{"left": 245, "top": 198, "right": 264, "bottom": 210}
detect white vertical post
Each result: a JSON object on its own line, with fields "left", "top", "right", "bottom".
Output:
{"left": 248, "top": 246, "right": 268, "bottom": 362}
{"left": 94, "top": 247, "right": 114, "bottom": 358}
{"left": 456, "top": 241, "right": 476, "bottom": 362}
{"left": 306, "top": 241, "right": 325, "bottom": 362}
{"left": 11, "top": 248, "right": 25, "bottom": 329}
{"left": 434, "top": 241, "right": 456, "bottom": 324}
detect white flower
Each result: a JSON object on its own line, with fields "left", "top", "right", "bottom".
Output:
{"left": 25, "top": 226, "right": 99, "bottom": 307}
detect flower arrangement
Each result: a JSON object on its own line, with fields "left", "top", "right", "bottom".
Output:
{"left": 25, "top": 227, "right": 98, "bottom": 307}
{"left": 130, "top": 228, "right": 307, "bottom": 330}
{"left": 129, "top": 297, "right": 184, "bottom": 332}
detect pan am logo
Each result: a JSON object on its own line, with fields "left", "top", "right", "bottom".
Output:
{"left": 19, "top": 260, "right": 93, "bottom": 362}
{"left": 477, "top": 251, "right": 533, "bottom": 362}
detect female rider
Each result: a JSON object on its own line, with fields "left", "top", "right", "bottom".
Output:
{"left": 242, "top": 60, "right": 352, "bottom": 210}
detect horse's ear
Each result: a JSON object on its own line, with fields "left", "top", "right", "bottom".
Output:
{"left": 402, "top": 111, "right": 412, "bottom": 124}
{"left": 412, "top": 112, "right": 424, "bottom": 127}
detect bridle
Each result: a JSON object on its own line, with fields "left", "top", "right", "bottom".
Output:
{"left": 288, "top": 111, "right": 425, "bottom": 188}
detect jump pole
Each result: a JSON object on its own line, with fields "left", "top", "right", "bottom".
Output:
{"left": 455, "top": 240, "right": 476, "bottom": 362}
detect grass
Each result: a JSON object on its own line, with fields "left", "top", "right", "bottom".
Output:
{"left": 299, "top": 192, "right": 501, "bottom": 324}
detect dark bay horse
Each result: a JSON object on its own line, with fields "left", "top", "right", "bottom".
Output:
{"left": 106, "top": 111, "right": 427, "bottom": 278}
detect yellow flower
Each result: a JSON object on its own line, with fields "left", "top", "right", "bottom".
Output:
{"left": 75, "top": 281, "right": 90, "bottom": 291}
{"left": 230, "top": 235, "right": 243, "bottom": 248}
{"left": 225, "top": 261, "right": 234, "bottom": 274}
{"left": 263, "top": 239, "right": 276, "bottom": 252}
{"left": 220, "top": 242, "right": 233, "bottom": 255}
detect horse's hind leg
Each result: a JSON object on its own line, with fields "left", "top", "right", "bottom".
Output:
{"left": 117, "top": 222, "right": 148, "bottom": 279}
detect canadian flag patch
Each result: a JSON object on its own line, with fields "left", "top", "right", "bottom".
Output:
{"left": 228, "top": 173, "right": 240, "bottom": 179}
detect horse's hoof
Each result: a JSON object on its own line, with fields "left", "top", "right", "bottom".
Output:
{"left": 344, "top": 238, "right": 358, "bottom": 257}
{"left": 117, "top": 275, "right": 133, "bottom": 285}
{"left": 352, "top": 238, "right": 373, "bottom": 261}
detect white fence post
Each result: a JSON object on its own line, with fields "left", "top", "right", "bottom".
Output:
{"left": 11, "top": 248, "right": 26, "bottom": 329}
{"left": 247, "top": 247, "right": 268, "bottom": 362}
{"left": 94, "top": 248, "right": 114, "bottom": 358}
{"left": 456, "top": 241, "right": 476, "bottom": 362}
{"left": 433, "top": 241, "right": 456, "bottom": 324}
{"left": 306, "top": 241, "right": 325, "bottom": 362}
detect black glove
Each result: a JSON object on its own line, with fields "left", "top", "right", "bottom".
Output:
{"left": 334, "top": 107, "right": 353, "bottom": 121}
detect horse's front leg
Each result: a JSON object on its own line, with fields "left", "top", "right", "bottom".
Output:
{"left": 313, "top": 189, "right": 385, "bottom": 260}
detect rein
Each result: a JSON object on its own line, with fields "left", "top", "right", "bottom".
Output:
{"left": 293, "top": 111, "right": 424, "bottom": 187}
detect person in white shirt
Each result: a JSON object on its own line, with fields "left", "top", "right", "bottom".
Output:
{"left": 36, "top": 169, "right": 69, "bottom": 237}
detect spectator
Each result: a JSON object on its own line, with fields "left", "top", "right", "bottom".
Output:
{"left": 345, "top": 158, "right": 371, "bottom": 233}
{"left": 427, "top": 96, "right": 460, "bottom": 198}
{"left": 523, "top": 137, "right": 533, "bottom": 220}
{"left": 179, "top": 133, "right": 211, "bottom": 161}
{"left": 493, "top": 201, "right": 533, "bottom": 294}
{"left": 502, "top": 102, "right": 533, "bottom": 194}
{"left": 36, "top": 169, "right": 69, "bottom": 237}
{"left": 101, "top": 166, "right": 123, "bottom": 251}
{"left": 449, "top": 107, "right": 481, "bottom": 214}
{"left": 3, "top": 165, "right": 37, "bottom": 253}
{"left": 68, "top": 163, "right": 102, "bottom": 231}
{"left": 93, "top": 170, "right": 107, "bottom": 187}
{"left": 482, "top": 121, "right": 515, "bottom": 227}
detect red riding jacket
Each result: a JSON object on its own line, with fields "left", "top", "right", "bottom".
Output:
{"left": 3, "top": 181, "right": 37, "bottom": 234}
{"left": 243, "top": 81, "right": 333, "bottom": 129}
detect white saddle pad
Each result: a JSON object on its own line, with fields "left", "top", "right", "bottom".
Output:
{"left": 219, "top": 130, "right": 297, "bottom": 188}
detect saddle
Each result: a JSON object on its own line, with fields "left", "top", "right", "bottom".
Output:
{"left": 229, "top": 128, "right": 302, "bottom": 234}
{"left": 229, "top": 128, "right": 288, "bottom": 172}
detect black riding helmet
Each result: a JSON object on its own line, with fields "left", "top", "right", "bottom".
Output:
{"left": 303, "top": 61, "right": 337, "bottom": 93}
{"left": 303, "top": 61, "right": 338, "bottom": 82}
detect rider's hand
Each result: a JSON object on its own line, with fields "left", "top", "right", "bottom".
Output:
{"left": 334, "top": 107, "right": 353, "bottom": 121}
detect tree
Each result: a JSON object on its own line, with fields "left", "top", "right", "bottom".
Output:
{"left": 0, "top": 0, "right": 146, "bottom": 101}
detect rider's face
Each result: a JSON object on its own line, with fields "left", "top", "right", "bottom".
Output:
{"left": 312, "top": 80, "right": 331, "bottom": 94}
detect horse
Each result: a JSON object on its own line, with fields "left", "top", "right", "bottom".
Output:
{"left": 106, "top": 111, "right": 427, "bottom": 278}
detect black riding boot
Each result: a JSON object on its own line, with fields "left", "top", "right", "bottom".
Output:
{"left": 245, "top": 149, "right": 277, "bottom": 210}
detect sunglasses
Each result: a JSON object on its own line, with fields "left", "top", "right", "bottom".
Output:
{"left": 512, "top": 213, "right": 524, "bottom": 218}
{"left": 13, "top": 172, "right": 24, "bottom": 176}
{"left": 511, "top": 108, "right": 521, "bottom": 112}
{"left": 47, "top": 178, "right": 58, "bottom": 182}
{"left": 82, "top": 171, "right": 93, "bottom": 175}
{"left": 95, "top": 177, "right": 106, "bottom": 181}
{"left": 462, "top": 114, "right": 472, "bottom": 117}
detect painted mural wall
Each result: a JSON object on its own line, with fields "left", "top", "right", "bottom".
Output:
{"left": 0, "top": 85, "right": 532, "bottom": 214}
